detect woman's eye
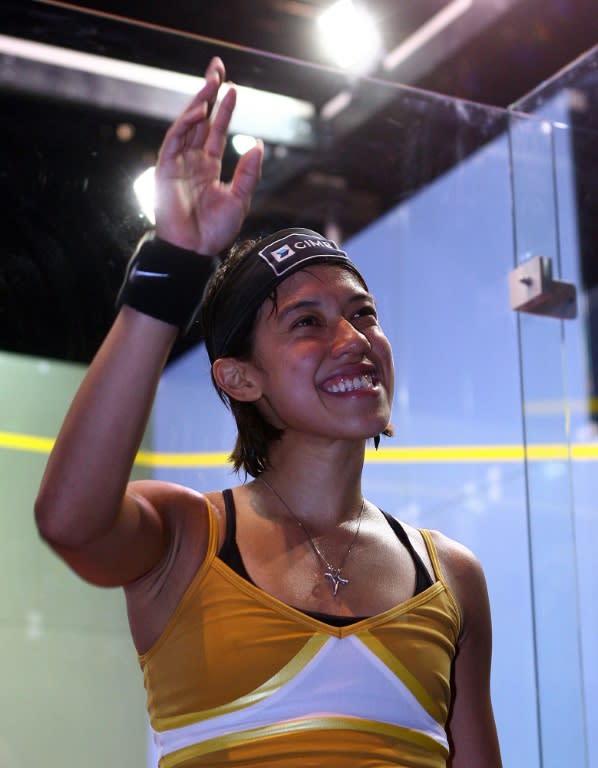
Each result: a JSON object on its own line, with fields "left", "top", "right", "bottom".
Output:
{"left": 292, "top": 316, "right": 318, "bottom": 329}
{"left": 354, "top": 306, "right": 377, "bottom": 321}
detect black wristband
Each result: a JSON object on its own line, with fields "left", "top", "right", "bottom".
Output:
{"left": 117, "top": 232, "right": 216, "bottom": 334}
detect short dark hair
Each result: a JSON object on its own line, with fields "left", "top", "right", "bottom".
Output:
{"left": 200, "top": 236, "right": 283, "bottom": 477}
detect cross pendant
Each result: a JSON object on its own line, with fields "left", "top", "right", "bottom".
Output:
{"left": 324, "top": 570, "right": 349, "bottom": 596}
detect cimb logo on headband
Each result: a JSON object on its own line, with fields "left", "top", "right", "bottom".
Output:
{"left": 258, "top": 233, "right": 346, "bottom": 276}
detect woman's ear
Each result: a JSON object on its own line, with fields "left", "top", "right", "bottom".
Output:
{"left": 212, "top": 358, "right": 262, "bottom": 402}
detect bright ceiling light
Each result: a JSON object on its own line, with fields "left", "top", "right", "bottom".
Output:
{"left": 133, "top": 166, "right": 156, "bottom": 224}
{"left": 317, "top": 0, "right": 382, "bottom": 74}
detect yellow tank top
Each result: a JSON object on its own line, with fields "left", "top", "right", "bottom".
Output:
{"left": 139, "top": 502, "right": 461, "bottom": 767}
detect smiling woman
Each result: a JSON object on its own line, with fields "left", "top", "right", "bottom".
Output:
{"left": 225, "top": 264, "right": 394, "bottom": 444}
{"left": 34, "top": 55, "right": 503, "bottom": 768}
{"left": 200, "top": 229, "right": 393, "bottom": 475}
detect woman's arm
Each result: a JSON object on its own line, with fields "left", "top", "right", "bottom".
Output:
{"left": 34, "top": 56, "right": 263, "bottom": 586}
{"left": 35, "top": 308, "right": 178, "bottom": 585}
{"left": 434, "top": 533, "right": 503, "bottom": 768}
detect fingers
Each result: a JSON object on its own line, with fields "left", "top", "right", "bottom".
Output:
{"left": 157, "top": 55, "right": 264, "bottom": 212}
{"left": 206, "top": 56, "right": 225, "bottom": 85}
{"left": 182, "top": 57, "right": 225, "bottom": 117}
{"left": 203, "top": 85, "right": 237, "bottom": 159}
{"left": 230, "top": 141, "right": 264, "bottom": 203}
{"left": 158, "top": 102, "right": 209, "bottom": 163}
{"left": 203, "top": 56, "right": 225, "bottom": 115}
{"left": 157, "top": 57, "right": 226, "bottom": 164}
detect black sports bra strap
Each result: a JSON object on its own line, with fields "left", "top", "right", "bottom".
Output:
{"left": 219, "top": 489, "right": 254, "bottom": 582}
{"left": 381, "top": 511, "right": 434, "bottom": 593}
{"left": 222, "top": 488, "right": 236, "bottom": 548}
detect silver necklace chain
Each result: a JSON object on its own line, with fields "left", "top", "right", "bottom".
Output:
{"left": 257, "top": 476, "right": 365, "bottom": 597}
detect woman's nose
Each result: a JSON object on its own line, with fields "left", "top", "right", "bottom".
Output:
{"left": 331, "top": 318, "right": 371, "bottom": 357}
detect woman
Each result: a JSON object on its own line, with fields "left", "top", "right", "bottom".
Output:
{"left": 35, "top": 57, "right": 502, "bottom": 767}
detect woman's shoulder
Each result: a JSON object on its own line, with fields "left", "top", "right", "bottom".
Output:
{"left": 424, "top": 529, "right": 486, "bottom": 583}
{"left": 127, "top": 479, "right": 226, "bottom": 539}
{"left": 423, "top": 528, "right": 491, "bottom": 635}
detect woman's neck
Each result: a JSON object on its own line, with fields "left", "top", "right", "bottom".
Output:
{"left": 257, "top": 435, "right": 366, "bottom": 530}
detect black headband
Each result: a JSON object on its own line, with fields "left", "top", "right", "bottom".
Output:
{"left": 204, "top": 228, "right": 367, "bottom": 362}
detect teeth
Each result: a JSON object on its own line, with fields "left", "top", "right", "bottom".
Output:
{"left": 326, "top": 374, "right": 374, "bottom": 393}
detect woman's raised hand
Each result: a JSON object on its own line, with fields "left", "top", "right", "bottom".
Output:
{"left": 154, "top": 57, "right": 264, "bottom": 256}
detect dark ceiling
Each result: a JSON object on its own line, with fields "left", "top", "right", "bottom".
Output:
{"left": 2, "top": 0, "right": 598, "bottom": 364}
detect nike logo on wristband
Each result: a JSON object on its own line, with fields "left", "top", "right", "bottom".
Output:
{"left": 131, "top": 265, "right": 169, "bottom": 279}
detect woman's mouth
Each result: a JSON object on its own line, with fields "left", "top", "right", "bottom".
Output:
{"left": 322, "top": 372, "right": 377, "bottom": 393}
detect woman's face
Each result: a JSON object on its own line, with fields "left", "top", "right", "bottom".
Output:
{"left": 247, "top": 264, "right": 394, "bottom": 444}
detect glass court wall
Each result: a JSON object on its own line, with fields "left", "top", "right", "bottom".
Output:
{"left": 1, "top": 5, "right": 595, "bottom": 767}
{"left": 511, "top": 46, "right": 598, "bottom": 768}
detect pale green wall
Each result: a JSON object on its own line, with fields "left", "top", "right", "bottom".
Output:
{"left": 0, "top": 351, "right": 148, "bottom": 767}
